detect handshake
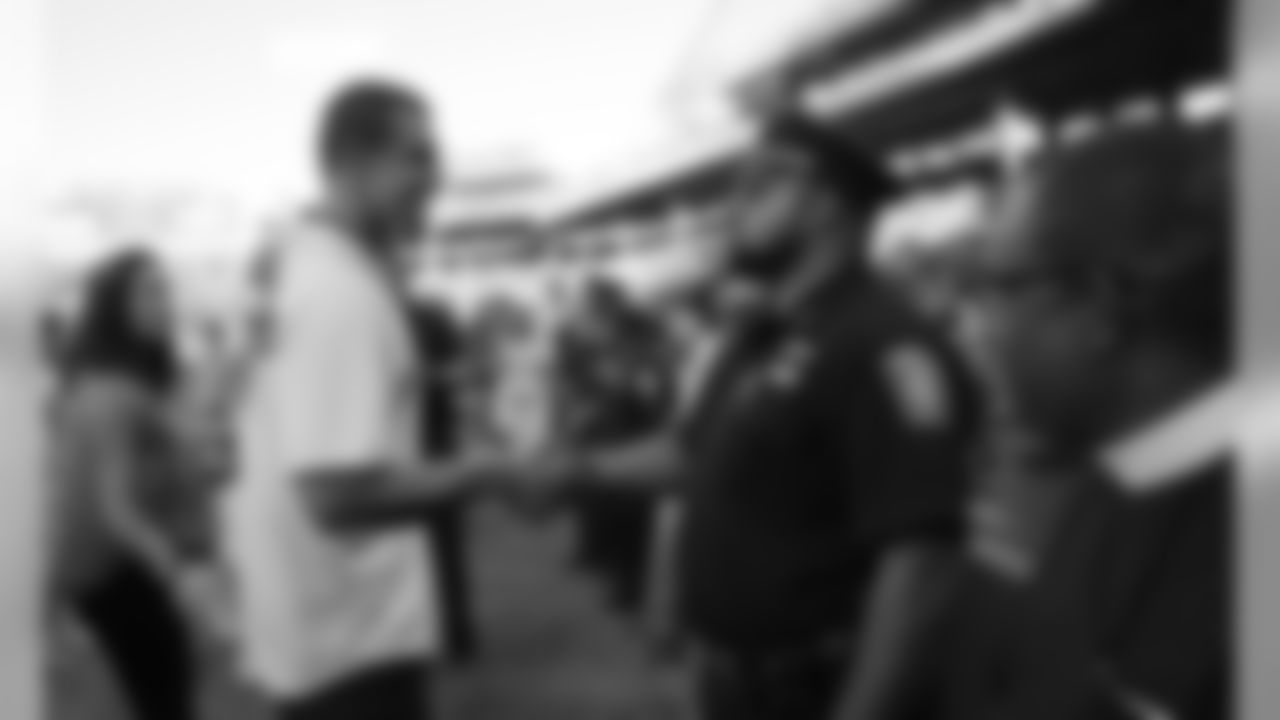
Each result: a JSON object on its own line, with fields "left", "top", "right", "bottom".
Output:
{"left": 483, "top": 447, "right": 596, "bottom": 518}
{"left": 302, "top": 446, "right": 603, "bottom": 532}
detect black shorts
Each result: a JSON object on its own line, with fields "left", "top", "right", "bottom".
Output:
{"left": 76, "top": 555, "right": 196, "bottom": 720}
{"left": 278, "top": 661, "right": 431, "bottom": 720}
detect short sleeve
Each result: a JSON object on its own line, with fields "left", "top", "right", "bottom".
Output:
{"left": 846, "top": 338, "right": 974, "bottom": 545}
{"left": 264, "top": 250, "right": 399, "bottom": 474}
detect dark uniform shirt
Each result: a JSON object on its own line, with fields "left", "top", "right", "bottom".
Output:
{"left": 677, "top": 274, "right": 982, "bottom": 651}
{"left": 932, "top": 414, "right": 1232, "bottom": 720}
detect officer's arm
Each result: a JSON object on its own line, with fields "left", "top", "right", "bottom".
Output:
{"left": 73, "top": 381, "right": 187, "bottom": 585}
{"left": 834, "top": 342, "right": 972, "bottom": 720}
{"left": 576, "top": 334, "right": 727, "bottom": 492}
{"left": 835, "top": 543, "right": 962, "bottom": 720}
{"left": 579, "top": 434, "right": 686, "bottom": 493}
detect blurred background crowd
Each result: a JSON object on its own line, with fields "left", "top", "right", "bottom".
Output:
{"left": 0, "top": 1, "right": 1234, "bottom": 719}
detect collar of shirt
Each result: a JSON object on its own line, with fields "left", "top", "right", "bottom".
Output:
{"left": 299, "top": 205, "right": 403, "bottom": 288}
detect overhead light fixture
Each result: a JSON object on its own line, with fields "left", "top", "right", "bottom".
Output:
{"left": 1114, "top": 96, "right": 1164, "bottom": 127}
{"left": 1179, "top": 82, "right": 1230, "bottom": 124}
{"left": 992, "top": 102, "right": 1045, "bottom": 168}
{"left": 809, "top": 0, "right": 1100, "bottom": 118}
{"left": 1058, "top": 112, "right": 1103, "bottom": 146}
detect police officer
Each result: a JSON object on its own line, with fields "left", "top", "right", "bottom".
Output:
{"left": 558, "top": 279, "right": 675, "bottom": 612}
{"left": 933, "top": 124, "right": 1231, "bottom": 720}
{"left": 565, "top": 107, "right": 983, "bottom": 720}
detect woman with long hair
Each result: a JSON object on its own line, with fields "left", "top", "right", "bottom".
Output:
{"left": 47, "top": 248, "right": 198, "bottom": 720}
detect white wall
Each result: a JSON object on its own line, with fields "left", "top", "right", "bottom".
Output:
{"left": 0, "top": 0, "right": 47, "bottom": 712}
{"left": 0, "top": 224, "right": 54, "bottom": 720}
{"left": 1240, "top": 0, "right": 1280, "bottom": 716}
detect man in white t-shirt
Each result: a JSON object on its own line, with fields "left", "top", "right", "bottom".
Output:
{"left": 226, "top": 78, "right": 545, "bottom": 720}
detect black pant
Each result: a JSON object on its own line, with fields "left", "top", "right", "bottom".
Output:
{"left": 279, "top": 661, "right": 431, "bottom": 720}
{"left": 697, "top": 643, "right": 846, "bottom": 720}
{"left": 76, "top": 555, "right": 196, "bottom": 720}
{"left": 424, "top": 502, "right": 477, "bottom": 658}
{"left": 576, "top": 489, "right": 654, "bottom": 612}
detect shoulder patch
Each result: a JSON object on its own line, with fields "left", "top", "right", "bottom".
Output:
{"left": 881, "top": 343, "right": 950, "bottom": 432}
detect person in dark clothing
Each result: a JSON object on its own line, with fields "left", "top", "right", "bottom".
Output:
{"left": 49, "top": 249, "right": 197, "bottom": 720}
{"left": 553, "top": 102, "right": 985, "bottom": 720}
{"left": 409, "top": 299, "right": 479, "bottom": 662}
{"left": 930, "top": 123, "right": 1232, "bottom": 720}
{"left": 75, "top": 556, "right": 196, "bottom": 720}
{"left": 557, "top": 280, "right": 676, "bottom": 613}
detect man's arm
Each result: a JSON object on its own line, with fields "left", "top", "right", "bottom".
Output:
{"left": 267, "top": 251, "right": 521, "bottom": 533}
{"left": 303, "top": 451, "right": 532, "bottom": 531}
{"left": 580, "top": 434, "right": 686, "bottom": 494}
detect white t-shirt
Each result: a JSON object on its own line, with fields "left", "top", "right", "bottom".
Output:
{"left": 224, "top": 216, "right": 439, "bottom": 698}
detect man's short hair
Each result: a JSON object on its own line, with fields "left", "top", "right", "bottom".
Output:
{"left": 318, "top": 77, "right": 426, "bottom": 170}
{"left": 1031, "top": 123, "right": 1231, "bottom": 369}
{"left": 761, "top": 112, "right": 901, "bottom": 215}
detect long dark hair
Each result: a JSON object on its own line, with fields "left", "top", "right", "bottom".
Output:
{"left": 63, "top": 248, "right": 179, "bottom": 395}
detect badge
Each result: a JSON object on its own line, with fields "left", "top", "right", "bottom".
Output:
{"left": 882, "top": 344, "right": 949, "bottom": 431}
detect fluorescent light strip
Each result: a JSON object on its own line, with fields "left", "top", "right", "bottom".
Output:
{"left": 1114, "top": 96, "right": 1165, "bottom": 127}
{"left": 783, "top": 0, "right": 904, "bottom": 72}
{"left": 1179, "top": 81, "right": 1231, "bottom": 124}
{"left": 807, "top": 0, "right": 1099, "bottom": 118}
